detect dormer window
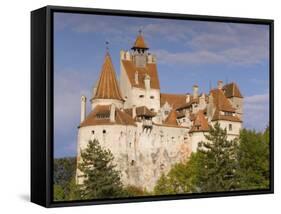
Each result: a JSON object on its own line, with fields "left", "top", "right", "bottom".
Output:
{"left": 225, "top": 112, "right": 233, "bottom": 116}
{"left": 96, "top": 113, "right": 109, "bottom": 119}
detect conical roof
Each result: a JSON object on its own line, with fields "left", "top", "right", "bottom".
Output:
{"left": 164, "top": 110, "right": 178, "bottom": 126}
{"left": 93, "top": 53, "right": 123, "bottom": 101}
{"left": 189, "top": 110, "right": 210, "bottom": 133}
{"left": 132, "top": 33, "right": 148, "bottom": 49}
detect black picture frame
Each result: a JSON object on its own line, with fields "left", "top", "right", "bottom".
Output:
{"left": 31, "top": 5, "right": 274, "bottom": 208}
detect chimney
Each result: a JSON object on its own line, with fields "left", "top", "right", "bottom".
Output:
{"left": 199, "top": 93, "right": 205, "bottom": 105}
{"left": 120, "top": 49, "right": 125, "bottom": 60}
{"left": 186, "top": 93, "right": 190, "bottom": 103}
{"left": 132, "top": 105, "right": 136, "bottom": 118}
{"left": 126, "top": 51, "right": 131, "bottom": 61}
{"left": 218, "top": 80, "right": 223, "bottom": 90}
{"left": 80, "top": 95, "right": 87, "bottom": 122}
{"left": 110, "top": 104, "right": 116, "bottom": 122}
{"left": 193, "top": 84, "right": 199, "bottom": 99}
{"left": 135, "top": 71, "right": 139, "bottom": 85}
{"left": 144, "top": 74, "right": 151, "bottom": 90}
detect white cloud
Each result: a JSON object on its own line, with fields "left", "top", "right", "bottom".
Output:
{"left": 244, "top": 93, "right": 269, "bottom": 131}
{"left": 54, "top": 68, "right": 94, "bottom": 134}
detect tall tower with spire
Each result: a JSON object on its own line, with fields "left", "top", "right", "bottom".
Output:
{"left": 91, "top": 52, "right": 124, "bottom": 110}
{"left": 119, "top": 31, "right": 160, "bottom": 113}
{"left": 131, "top": 30, "right": 149, "bottom": 68}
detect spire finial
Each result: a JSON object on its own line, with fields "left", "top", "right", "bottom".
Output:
{"left": 105, "top": 41, "right": 109, "bottom": 52}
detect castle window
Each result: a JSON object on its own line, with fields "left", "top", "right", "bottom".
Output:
{"left": 96, "top": 113, "right": 110, "bottom": 119}
{"left": 103, "top": 129, "right": 106, "bottom": 134}
{"left": 225, "top": 112, "right": 233, "bottom": 116}
{"left": 91, "top": 130, "right": 95, "bottom": 135}
{"left": 229, "top": 124, "right": 232, "bottom": 131}
{"left": 139, "top": 95, "right": 144, "bottom": 98}
{"left": 131, "top": 160, "right": 135, "bottom": 166}
{"left": 150, "top": 96, "right": 154, "bottom": 99}
{"left": 183, "top": 118, "right": 186, "bottom": 122}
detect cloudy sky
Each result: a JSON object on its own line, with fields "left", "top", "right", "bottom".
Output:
{"left": 54, "top": 12, "right": 270, "bottom": 158}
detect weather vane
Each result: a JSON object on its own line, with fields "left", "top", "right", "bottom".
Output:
{"left": 105, "top": 41, "right": 109, "bottom": 52}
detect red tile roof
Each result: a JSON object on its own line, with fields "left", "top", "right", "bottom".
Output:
{"left": 189, "top": 110, "right": 210, "bottom": 133}
{"left": 211, "top": 109, "right": 242, "bottom": 122}
{"left": 163, "top": 110, "right": 179, "bottom": 126}
{"left": 132, "top": 34, "right": 148, "bottom": 49}
{"left": 160, "top": 93, "right": 186, "bottom": 109}
{"left": 176, "top": 96, "right": 199, "bottom": 110}
{"left": 209, "top": 88, "right": 242, "bottom": 122}
{"left": 122, "top": 60, "right": 160, "bottom": 89}
{"left": 223, "top": 82, "right": 243, "bottom": 98}
{"left": 80, "top": 105, "right": 136, "bottom": 127}
{"left": 210, "top": 89, "right": 236, "bottom": 112}
{"left": 124, "top": 106, "right": 156, "bottom": 118}
{"left": 93, "top": 53, "right": 124, "bottom": 101}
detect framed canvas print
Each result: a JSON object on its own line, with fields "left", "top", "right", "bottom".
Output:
{"left": 31, "top": 5, "right": 274, "bottom": 207}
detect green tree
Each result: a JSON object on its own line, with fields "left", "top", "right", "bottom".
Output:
{"left": 53, "top": 157, "right": 80, "bottom": 201}
{"left": 53, "top": 184, "right": 65, "bottom": 201}
{"left": 195, "top": 122, "right": 239, "bottom": 192}
{"left": 236, "top": 128, "right": 270, "bottom": 190}
{"left": 123, "top": 185, "right": 149, "bottom": 197}
{"left": 154, "top": 153, "right": 200, "bottom": 195}
{"left": 78, "top": 139, "right": 124, "bottom": 199}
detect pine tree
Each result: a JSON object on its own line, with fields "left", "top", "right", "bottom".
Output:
{"left": 78, "top": 139, "right": 124, "bottom": 199}
{"left": 195, "top": 122, "right": 239, "bottom": 192}
{"left": 236, "top": 128, "right": 270, "bottom": 190}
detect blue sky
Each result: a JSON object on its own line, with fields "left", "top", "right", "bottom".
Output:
{"left": 54, "top": 12, "right": 270, "bottom": 158}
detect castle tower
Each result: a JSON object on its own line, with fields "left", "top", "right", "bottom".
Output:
{"left": 91, "top": 52, "right": 124, "bottom": 109}
{"left": 131, "top": 30, "right": 149, "bottom": 68}
{"left": 120, "top": 31, "right": 160, "bottom": 113}
{"left": 222, "top": 82, "right": 243, "bottom": 120}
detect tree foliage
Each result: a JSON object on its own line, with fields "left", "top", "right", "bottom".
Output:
{"left": 154, "top": 123, "right": 270, "bottom": 195}
{"left": 78, "top": 139, "right": 124, "bottom": 199}
{"left": 53, "top": 157, "right": 80, "bottom": 201}
{"left": 154, "top": 153, "right": 199, "bottom": 194}
{"left": 195, "top": 122, "right": 239, "bottom": 192}
{"left": 236, "top": 127, "right": 270, "bottom": 190}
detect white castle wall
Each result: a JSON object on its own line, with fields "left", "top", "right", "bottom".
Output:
{"left": 210, "top": 120, "right": 242, "bottom": 140}
{"left": 76, "top": 123, "right": 191, "bottom": 191}
{"left": 131, "top": 87, "right": 160, "bottom": 112}
{"left": 190, "top": 132, "right": 208, "bottom": 153}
